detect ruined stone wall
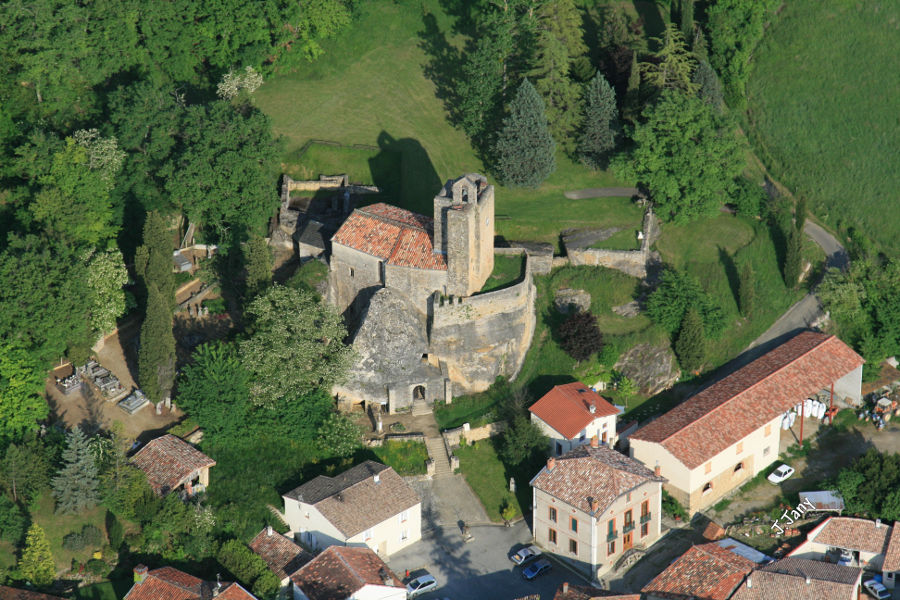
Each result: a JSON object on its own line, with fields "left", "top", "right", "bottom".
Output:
{"left": 567, "top": 248, "right": 649, "bottom": 278}
{"left": 429, "top": 254, "right": 536, "bottom": 393}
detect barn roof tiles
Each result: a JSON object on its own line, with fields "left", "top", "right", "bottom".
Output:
{"left": 289, "top": 546, "right": 403, "bottom": 600}
{"left": 641, "top": 542, "right": 755, "bottom": 600}
{"left": 631, "top": 332, "right": 863, "bottom": 469}
{"left": 131, "top": 434, "right": 216, "bottom": 496}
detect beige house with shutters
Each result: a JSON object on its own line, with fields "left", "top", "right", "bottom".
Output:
{"left": 530, "top": 438, "right": 665, "bottom": 581}
{"left": 282, "top": 461, "right": 421, "bottom": 557}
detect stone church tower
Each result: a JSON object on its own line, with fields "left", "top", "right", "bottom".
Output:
{"left": 433, "top": 173, "right": 495, "bottom": 297}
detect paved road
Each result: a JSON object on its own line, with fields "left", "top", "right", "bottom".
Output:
{"left": 388, "top": 521, "right": 591, "bottom": 600}
{"left": 804, "top": 220, "right": 849, "bottom": 271}
{"left": 564, "top": 187, "right": 639, "bottom": 200}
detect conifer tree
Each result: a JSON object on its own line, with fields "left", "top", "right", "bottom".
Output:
{"left": 51, "top": 427, "right": 99, "bottom": 514}
{"left": 796, "top": 196, "right": 808, "bottom": 233}
{"left": 493, "top": 79, "right": 556, "bottom": 187}
{"left": 531, "top": 0, "right": 588, "bottom": 151}
{"left": 693, "top": 60, "right": 724, "bottom": 111}
{"left": 578, "top": 72, "right": 618, "bottom": 169}
{"left": 623, "top": 51, "right": 641, "bottom": 121}
{"left": 783, "top": 224, "right": 803, "bottom": 288}
{"left": 244, "top": 235, "right": 272, "bottom": 302}
{"left": 680, "top": 0, "right": 695, "bottom": 44}
{"left": 674, "top": 308, "right": 705, "bottom": 373}
{"left": 18, "top": 523, "right": 55, "bottom": 586}
{"left": 134, "top": 211, "right": 175, "bottom": 309}
{"left": 138, "top": 284, "right": 176, "bottom": 403}
{"left": 640, "top": 24, "right": 698, "bottom": 95}
{"left": 738, "top": 262, "right": 755, "bottom": 317}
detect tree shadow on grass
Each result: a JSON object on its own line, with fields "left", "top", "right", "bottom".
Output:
{"left": 718, "top": 246, "right": 740, "bottom": 311}
{"left": 418, "top": 12, "right": 465, "bottom": 129}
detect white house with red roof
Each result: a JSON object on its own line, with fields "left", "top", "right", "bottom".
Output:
{"left": 629, "top": 332, "right": 864, "bottom": 514}
{"left": 125, "top": 565, "right": 256, "bottom": 600}
{"left": 529, "top": 382, "right": 621, "bottom": 456}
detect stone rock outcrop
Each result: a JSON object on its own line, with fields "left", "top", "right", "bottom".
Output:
{"left": 336, "top": 288, "right": 444, "bottom": 409}
{"left": 612, "top": 300, "right": 641, "bottom": 318}
{"left": 614, "top": 343, "right": 680, "bottom": 395}
{"left": 554, "top": 288, "right": 591, "bottom": 314}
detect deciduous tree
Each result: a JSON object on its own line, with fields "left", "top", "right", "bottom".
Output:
{"left": 557, "top": 311, "right": 604, "bottom": 362}
{"left": 2, "top": 441, "right": 50, "bottom": 503}
{"left": 51, "top": 427, "right": 100, "bottom": 514}
{"left": 500, "top": 416, "right": 548, "bottom": 466}
{"left": 493, "top": 79, "right": 556, "bottom": 187}
{"left": 85, "top": 249, "right": 129, "bottom": 335}
{"left": 240, "top": 286, "right": 353, "bottom": 408}
{"left": 317, "top": 412, "right": 363, "bottom": 458}
{"left": 646, "top": 268, "right": 725, "bottom": 337}
{"left": 0, "top": 345, "right": 48, "bottom": 443}
{"left": 613, "top": 89, "right": 742, "bottom": 222}
{"left": 177, "top": 343, "right": 251, "bottom": 440}
{"left": 0, "top": 496, "right": 26, "bottom": 544}
{"left": 244, "top": 235, "right": 272, "bottom": 302}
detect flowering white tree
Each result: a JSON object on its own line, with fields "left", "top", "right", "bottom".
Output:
{"left": 73, "top": 128, "right": 125, "bottom": 187}
{"left": 85, "top": 249, "right": 129, "bottom": 335}
{"left": 217, "top": 66, "right": 264, "bottom": 100}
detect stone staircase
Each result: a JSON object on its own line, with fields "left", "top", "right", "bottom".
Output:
{"left": 411, "top": 398, "right": 432, "bottom": 416}
{"left": 425, "top": 436, "right": 452, "bottom": 478}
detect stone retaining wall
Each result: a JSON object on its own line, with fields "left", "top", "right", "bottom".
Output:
{"left": 564, "top": 208, "right": 660, "bottom": 279}
{"left": 442, "top": 420, "right": 507, "bottom": 449}
{"left": 364, "top": 433, "right": 427, "bottom": 447}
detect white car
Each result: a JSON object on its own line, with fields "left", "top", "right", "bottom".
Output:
{"left": 767, "top": 464, "right": 795, "bottom": 484}
{"left": 863, "top": 579, "right": 891, "bottom": 599}
{"left": 511, "top": 545, "right": 542, "bottom": 565}
{"left": 406, "top": 573, "right": 438, "bottom": 598}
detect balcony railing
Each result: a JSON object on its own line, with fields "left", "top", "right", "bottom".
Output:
{"left": 640, "top": 512, "right": 652, "bottom": 524}
{"left": 623, "top": 522, "right": 635, "bottom": 534}
{"left": 606, "top": 530, "right": 618, "bottom": 542}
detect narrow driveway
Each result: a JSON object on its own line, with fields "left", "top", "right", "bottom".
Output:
{"left": 564, "top": 187, "right": 639, "bottom": 199}
{"left": 744, "top": 220, "right": 847, "bottom": 354}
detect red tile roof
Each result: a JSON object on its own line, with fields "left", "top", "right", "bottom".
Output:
{"left": 131, "top": 434, "right": 216, "bottom": 496}
{"left": 885, "top": 521, "right": 900, "bottom": 572}
{"left": 642, "top": 542, "right": 755, "bottom": 600}
{"left": 552, "top": 582, "right": 640, "bottom": 599}
{"left": 0, "top": 586, "right": 65, "bottom": 600}
{"left": 731, "top": 558, "right": 862, "bottom": 600}
{"left": 249, "top": 527, "right": 312, "bottom": 580}
{"left": 530, "top": 444, "right": 664, "bottom": 515}
{"left": 631, "top": 333, "right": 863, "bottom": 469}
{"left": 804, "top": 516, "right": 893, "bottom": 555}
{"left": 332, "top": 203, "right": 447, "bottom": 270}
{"left": 124, "top": 566, "right": 256, "bottom": 600}
{"left": 290, "top": 546, "right": 403, "bottom": 600}
{"left": 529, "top": 382, "right": 620, "bottom": 440}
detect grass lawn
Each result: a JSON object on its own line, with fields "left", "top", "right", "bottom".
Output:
{"left": 372, "top": 441, "right": 428, "bottom": 476}
{"left": 589, "top": 228, "right": 642, "bottom": 251}
{"left": 746, "top": 0, "right": 900, "bottom": 255}
{"left": 455, "top": 438, "right": 537, "bottom": 522}
{"left": 31, "top": 494, "right": 108, "bottom": 570}
{"left": 479, "top": 253, "right": 525, "bottom": 294}
{"left": 255, "top": 0, "right": 636, "bottom": 248}
{"left": 0, "top": 540, "right": 15, "bottom": 569}
{"left": 285, "top": 258, "right": 329, "bottom": 295}
{"left": 288, "top": 142, "right": 402, "bottom": 205}
{"left": 433, "top": 384, "right": 507, "bottom": 430}
{"left": 73, "top": 577, "right": 134, "bottom": 600}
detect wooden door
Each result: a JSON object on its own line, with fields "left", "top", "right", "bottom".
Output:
{"left": 623, "top": 531, "right": 633, "bottom": 551}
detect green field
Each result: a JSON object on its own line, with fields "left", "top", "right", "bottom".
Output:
{"left": 372, "top": 440, "right": 429, "bottom": 476}
{"left": 31, "top": 494, "right": 108, "bottom": 570}
{"left": 455, "top": 438, "right": 537, "bottom": 522}
{"left": 746, "top": 0, "right": 900, "bottom": 253}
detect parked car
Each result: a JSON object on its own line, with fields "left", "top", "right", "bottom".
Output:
{"left": 511, "top": 545, "right": 542, "bottom": 565}
{"left": 767, "top": 464, "right": 795, "bottom": 484}
{"left": 407, "top": 573, "right": 438, "bottom": 598}
{"left": 863, "top": 579, "right": 891, "bottom": 599}
{"left": 521, "top": 559, "right": 552, "bottom": 581}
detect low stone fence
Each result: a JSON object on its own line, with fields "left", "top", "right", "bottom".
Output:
{"left": 364, "top": 432, "right": 426, "bottom": 447}
{"left": 563, "top": 208, "right": 659, "bottom": 279}
{"left": 280, "top": 174, "right": 380, "bottom": 205}
{"left": 442, "top": 420, "right": 507, "bottom": 451}
{"left": 495, "top": 243, "right": 553, "bottom": 275}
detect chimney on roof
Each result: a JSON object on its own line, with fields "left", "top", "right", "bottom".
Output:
{"left": 805, "top": 575, "right": 811, "bottom": 585}
{"left": 133, "top": 565, "right": 148, "bottom": 584}
{"left": 591, "top": 499, "right": 600, "bottom": 514}
{"left": 654, "top": 462, "right": 661, "bottom": 477}
{"left": 589, "top": 403, "right": 596, "bottom": 414}
{"left": 547, "top": 457, "right": 556, "bottom": 472}
{"left": 379, "top": 567, "right": 393, "bottom": 586}
{"left": 562, "top": 582, "right": 569, "bottom": 594}
{"left": 876, "top": 518, "right": 882, "bottom": 528}
{"left": 590, "top": 435, "right": 599, "bottom": 449}
{"left": 267, "top": 525, "right": 273, "bottom": 536}
{"left": 746, "top": 576, "right": 752, "bottom": 589}
{"left": 214, "top": 573, "right": 221, "bottom": 597}
{"left": 374, "top": 474, "right": 381, "bottom": 484}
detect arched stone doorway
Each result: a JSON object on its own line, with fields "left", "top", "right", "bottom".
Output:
{"left": 413, "top": 385, "right": 426, "bottom": 401}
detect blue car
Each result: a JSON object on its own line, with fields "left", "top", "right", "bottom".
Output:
{"left": 521, "top": 559, "right": 552, "bottom": 581}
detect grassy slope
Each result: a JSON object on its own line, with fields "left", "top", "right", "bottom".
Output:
{"left": 746, "top": 0, "right": 900, "bottom": 253}
{"left": 31, "top": 494, "right": 108, "bottom": 569}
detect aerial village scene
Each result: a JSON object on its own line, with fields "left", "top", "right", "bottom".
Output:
{"left": 0, "top": 1, "right": 898, "bottom": 600}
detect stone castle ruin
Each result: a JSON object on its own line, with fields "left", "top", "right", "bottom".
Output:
{"left": 324, "top": 174, "right": 537, "bottom": 413}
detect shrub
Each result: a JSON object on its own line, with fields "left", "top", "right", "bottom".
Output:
{"left": 62, "top": 525, "right": 103, "bottom": 550}
{"left": 661, "top": 489, "right": 688, "bottom": 520}
{"left": 557, "top": 311, "right": 604, "bottom": 361}
{"left": 646, "top": 268, "right": 725, "bottom": 337}
{"left": 105, "top": 510, "right": 124, "bottom": 550}
{"left": 252, "top": 569, "right": 280, "bottom": 598}
{"left": 218, "top": 539, "right": 268, "bottom": 588}
{"left": 86, "top": 558, "right": 108, "bottom": 577}
{"left": 732, "top": 177, "right": 767, "bottom": 218}
{"left": 0, "top": 496, "right": 26, "bottom": 544}
{"left": 202, "top": 297, "right": 227, "bottom": 315}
